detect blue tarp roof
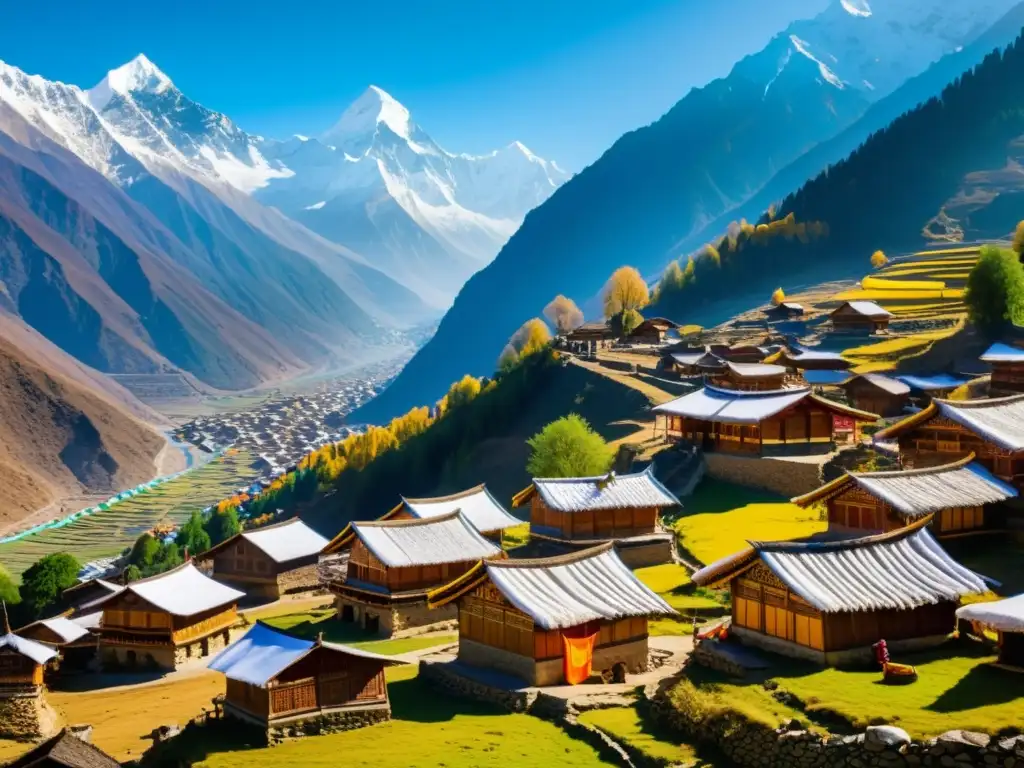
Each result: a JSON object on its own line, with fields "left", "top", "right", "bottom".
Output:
{"left": 980, "top": 342, "right": 1024, "bottom": 362}
{"left": 896, "top": 374, "right": 969, "bottom": 391}
{"left": 802, "top": 370, "right": 850, "bottom": 386}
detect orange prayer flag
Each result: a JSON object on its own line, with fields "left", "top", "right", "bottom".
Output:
{"left": 562, "top": 632, "right": 598, "bottom": 685}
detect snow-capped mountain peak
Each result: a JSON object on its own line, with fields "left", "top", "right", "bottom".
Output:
{"left": 840, "top": 0, "right": 872, "bottom": 18}
{"left": 88, "top": 53, "right": 172, "bottom": 109}
{"left": 320, "top": 85, "right": 417, "bottom": 151}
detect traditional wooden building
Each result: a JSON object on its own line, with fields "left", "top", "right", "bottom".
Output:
{"left": 0, "top": 628, "right": 58, "bottom": 740}
{"left": 840, "top": 373, "right": 910, "bottom": 417}
{"left": 721, "top": 345, "right": 773, "bottom": 364}
{"left": 873, "top": 394, "right": 1024, "bottom": 486}
{"left": 831, "top": 300, "right": 892, "bottom": 333}
{"left": 201, "top": 517, "right": 328, "bottom": 600}
{"left": 512, "top": 467, "right": 679, "bottom": 567}
{"left": 764, "top": 302, "right": 805, "bottom": 321}
{"left": 653, "top": 384, "right": 878, "bottom": 456}
{"left": 428, "top": 543, "right": 675, "bottom": 686}
{"left": 209, "top": 622, "right": 399, "bottom": 737}
{"left": 566, "top": 322, "right": 615, "bottom": 348}
{"left": 4, "top": 727, "right": 121, "bottom": 768}
{"left": 628, "top": 317, "right": 679, "bottom": 344}
{"left": 692, "top": 517, "right": 987, "bottom": 664}
{"left": 16, "top": 616, "right": 96, "bottom": 670}
{"left": 59, "top": 579, "right": 122, "bottom": 614}
{"left": 791, "top": 454, "right": 1017, "bottom": 537}
{"left": 957, "top": 594, "right": 1024, "bottom": 669}
{"left": 322, "top": 511, "right": 505, "bottom": 636}
{"left": 776, "top": 347, "right": 852, "bottom": 372}
{"left": 980, "top": 342, "right": 1024, "bottom": 396}
{"left": 93, "top": 562, "right": 244, "bottom": 670}
{"left": 661, "top": 348, "right": 727, "bottom": 376}
{"left": 368, "top": 484, "right": 521, "bottom": 541}
{"left": 708, "top": 362, "right": 789, "bottom": 392}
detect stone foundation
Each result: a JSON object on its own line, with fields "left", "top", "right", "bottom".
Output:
{"left": 646, "top": 678, "right": 1024, "bottom": 768}
{"left": 276, "top": 564, "right": 321, "bottom": 596}
{"left": 100, "top": 629, "right": 232, "bottom": 671}
{"left": 615, "top": 538, "right": 673, "bottom": 569}
{"left": 420, "top": 660, "right": 537, "bottom": 712}
{"left": 705, "top": 452, "right": 825, "bottom": 497}
{"left": 731, "top": 626, "right": 950, "bottom": 666}
{"left": 0, "top": 692, "right": 60, "bottom": 741}
{"left": 334, "top": 595, "right": 457, "bottom": 637}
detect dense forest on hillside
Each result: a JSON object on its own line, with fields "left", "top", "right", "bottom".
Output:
{"left": 652, "top": 33, "right": 1024, "bottom": 318}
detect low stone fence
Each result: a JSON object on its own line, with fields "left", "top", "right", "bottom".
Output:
{"left": 704, "top": 452, "right": 823, "bottom": 498}
{"left": 644, "top": 677, "right": 1024, "bottom": 768}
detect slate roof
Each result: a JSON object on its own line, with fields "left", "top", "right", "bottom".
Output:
{"left": 3, "top": 728, "right": 121, "bottom": 768}
{"left": 401, "top": 485, "right": 520, "bottom": 533}
{"left": 208, "top": 622, "right": 398, "bottom": 687}
{"left": 792, "top": 454, "right": 1017, "bottom": 518}
{"left": 653, "top": 384, "right": 877, "bottom": 425}
{"left": 0, "top": 632, "right": 58, "bottom": 665}
{"left": 980, "top": 342, "right": 1024, "bottom": 362}
{"left": 352, "top": 510, "right": 502, "bottom": 568}
{"left": 91, "top": 563, "right": 244, "bottom": 617}
{"left": 429, "top": 543, "right": 675, "bottom": 630}
{"left": 956, "top": 594, "right": 1024, "bottom": 633}
{"left": 238, "top": 518, "right": 329, "bottom": 564}
{"left": 522, "top": 467, "right": 680, "bottom": 513}
{"left": 875, "top": 394, "right": 1024, "bottom": 451}
{"left": 693, "top": 518, "right": 986, "bottom": 613}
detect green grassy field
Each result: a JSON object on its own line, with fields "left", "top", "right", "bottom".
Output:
{"left": 0, "top": 449, "right": 257, "bottom": 578}
{"left": 672, "top": 480, "right": 824, "bottom": 566}
{"left": 261, "top": 608, "right": 456, "bottom": 655}
{"left": 160, "top": 665, "right": 614, "bottom": 768}
{"left": 579, "top": 706, "right": 708, "bottom": 766}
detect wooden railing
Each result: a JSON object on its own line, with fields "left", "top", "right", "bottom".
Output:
{"left": 270, "top": 677, "right": 317, "bottom": 716}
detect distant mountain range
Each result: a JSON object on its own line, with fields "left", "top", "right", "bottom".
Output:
{"left": 356, "top": 0, "right": 1024, "bottom": 423}
{"left": 0, "top": 55, "right": 567, "bottom": 390}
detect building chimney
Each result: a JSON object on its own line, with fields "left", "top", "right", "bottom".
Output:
{"left": 69, "top": 724, "right": 94, "bottom": 744}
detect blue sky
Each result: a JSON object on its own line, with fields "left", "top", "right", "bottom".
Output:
{"left": 0, "top": 0, "right": 826, "bottom": 170}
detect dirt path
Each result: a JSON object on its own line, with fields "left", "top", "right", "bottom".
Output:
{"left": 569, "top": 357, "right": 677, "bottom": 405}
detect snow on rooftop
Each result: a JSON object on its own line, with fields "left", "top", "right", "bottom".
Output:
{"left": 241, "top": 518, "right": 328, "bottom": 564}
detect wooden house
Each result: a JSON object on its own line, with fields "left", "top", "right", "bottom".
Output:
{"left": 661, "top": 348, "right": 727, "bottom": 376}
{"left": 791, "top": 454, "right": 1017, "bottom": 537}
{"left": 512, "top": 467, "right": 679, "bottom": 567}
{"left": 209, "top": 622, "right": 399, "bottom": 737}
{"left": 16, "top": 616, "right": 97, "bottom": 671}
{"left": 93, "top": 562, "right": 244, "bottom": 671}
{"left": 427, "top": 544, "right": 675, "bottom": 686}
{"left": 708, "top": 362, "right": 789, "bottom": 392}
{"left": 321, "top": 511, "right": 505, "bottom": 636}
{"left": 830, "top": 300, "right": 892, "bottom": 333}
{"left": 201, "top": 517, "right": 328, "bottom": 600}
{"left": 628, "top": 317, "right": 679, "bottom": 344}
{"left": 873, "top": 394, "right": 1024, "bottom": 486}
{"left": 565, "top": 322, "right": 615, "bottom": 348}
{"left": 721, "top": 345, "right": 772, "bottom": 364}
{"left": 840, "top": 373, "right": 910, "bottom": 417}
{"left": 0, "top": 629, "right": 58, "bottom": 740}
{"left": 653, "top": 384, "right": 878, "bottom": 456}
{"left": 776, "top": 347, "right": 852, "bottom": 372}
{"left": 957, "top": 595, "right": 1024, "bottom": 669}
{"left": 692, "top": 517, "right": 987, "bottom": 665}
{"left": 980, "top": 342, "right": 1024, "bottom": 396}
{"left": 59, "top": 579, "right": 122, "bottom": 614}
{"left": 368, "top": 484, "right": 521, "bottom": 541}
{"left": 764, "top": 302, "right": 805, "bottom": 320}
{"left": 4, "top": 728, "right": 121, "bottom": 768}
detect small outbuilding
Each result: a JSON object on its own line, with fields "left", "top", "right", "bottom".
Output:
{"left": 209, "top": 622, "right": 399, "bottom": 738}
{"left": 428, "top": 543, "right": 675, "bottom": 686}
{"left": 956, "top": 594, "right": 1024, "bottom": 669}
{"left": 693, "top": 517, "right": 987, "bottom": 665}
{"left": 512, "top": 467, "right": 679, "bottom": 567}
{"left": 980, "top": 342, "right": 1024, "bottom": 396}
{"left": 369, "top": 484, "right": 521, "bottom": 541}
{"left": 202, "top": 517, "right": 329, "bottom": 600}
{"left": 628, "top": 317, "right": 679, "bottom": 344}
{"left": 16, "top": 616, "right": 96, "bottom": 671}
{"left": 791, "top": 454, "right": 1017, "bottom": 537}
{"left": 764, "top": 302, "right": 805, "bottom": 320}
{"left": 708, "top": 362, "right": 789, "bottom": 392}
{"left": 840, "top": 373, "right": 911, "bottom": 417}
{"left": 3, "top": 727, "right": 121, "bottom": 768}
{"left": 776, "top": 347, "right": 852, "bottom": 372}
{"left": 0, "top": 629, "right": 58, "bottom": 740}
{"left": 60, "top": 579, "right": 122, "bottom": 613}
{"left": 661, "top": 348, "right": 727, "bottom": 377}
{"left": 831, "top": 300, "right": 892, "bottom": 333}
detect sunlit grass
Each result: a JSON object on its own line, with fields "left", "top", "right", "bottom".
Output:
{"left": 579, "top": 707, "right": 705, "bottom": 765}
{"left": 862, "top": 276, "right": 946, "bottom": 291}
{"left": 835, "top": 288, "right": 964, "bottom": 301}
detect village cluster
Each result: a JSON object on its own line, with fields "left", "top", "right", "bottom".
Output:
{"left": 2, "top": 299, "right": 1024, "bottom": 766}
{"left": 175, "top": 361, "right": 399, "bottom": 479}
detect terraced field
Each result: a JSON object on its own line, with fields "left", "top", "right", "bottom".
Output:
{"left": 0, "top": 449, "right": 257, "bottom": 578}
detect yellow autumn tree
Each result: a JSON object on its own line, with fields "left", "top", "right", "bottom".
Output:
{"left": 1013, "top": 221, "right": 1024, "bottom": 256}
{"left": 602, "top": 266, "right": 650, "bottom": 318}
{"left": 771, "top": 287, "right": 785, "bottom": 306}
{"left": 438, "top": 375, "right": 483, "bottom": 415}
{"left": 543, "top": 295, "right": 584, "bottom": 334}
{"left": 499, "top": 318, "right": 552, "bottom": 369}
{"left": 870, "top": 250, "right": 889, "bottom": 269}
{"left": 703, "top": 243, "right": 721, "bottom": 266}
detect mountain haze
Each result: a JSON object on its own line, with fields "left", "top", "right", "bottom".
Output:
{"left": 355, "top": 0, "right": 1022, "bottom": 422}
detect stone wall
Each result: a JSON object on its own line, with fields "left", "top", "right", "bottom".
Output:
{"left": 704, "top": 452, "right": 824, "bottom": 498}
{"left": 617, "top": 539, "right": 673, "bottom": 569}
{"left": 277, "top": 564, "right": 321, "bottom": 596}
{"left": 0, "top": 692, "right": 59, "bottom": 741}
{"left": 266, "top": 703, "right": 391, "bottom": 743}
{"left": 334, "top": 595, "right": 457, "bottom": 637}
{"left": 645, "top": 678, "right": 1024, "bottom": 768}
{"left": 420, "top": 659, "right": 537, "bottom": 712}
